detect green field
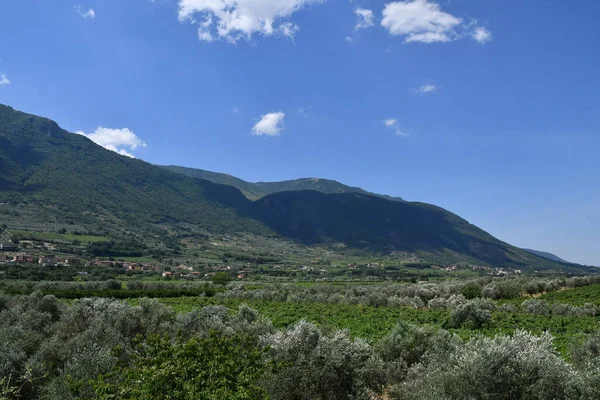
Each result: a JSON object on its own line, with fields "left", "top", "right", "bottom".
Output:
{"left": 128, "top": 288, "right": 600, "bottom": 353}
{"left": 5, "top": 277, "right": 600, "bottom": 399}
{"left": 540, "top": 283, "right": 600, "bottom": 305}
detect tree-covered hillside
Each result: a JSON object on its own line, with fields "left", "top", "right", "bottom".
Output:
{"left": 0, "top": 104, "right": 579, "bottom": 269}
{"left": 162, "top": 165, "right": 404, "bottom": 202}
{"left": 523, "top": 249, "right": 569, "bottom": 264}
{"left": 0, "top": 104, "right": 268, "bottom": 235}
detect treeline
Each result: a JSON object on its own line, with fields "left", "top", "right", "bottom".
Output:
{"left": 218, "top": 275, "right": 600, "bottom": 307}
{"left": 0, "top": 265, "right": 125, "bottom": 282}
{"left": 0, "top": 281, "right": 219, "bottom": 299}
{"left": 1, "top": 294, "right": 600, "bottom": 399}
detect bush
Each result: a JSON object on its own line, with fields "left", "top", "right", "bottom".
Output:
{"left": 395, "top": 331, "right": 575, "bottom": 400}
{"left": 261, "top": 320, "right": 386, "bottom": 400}
{"left": 522, "top": 299, "right": 550, "bottom": 315}
{"left": 375, "top": 322, "right": 439, "bottom": 381}
{"left": 212, "top": 272, "right": 232, "bottom": 286}
{"left": 459, "top": 282, "right": 482, "bottom": 299}
{"left": 446, "top": 299, "right": 493, "bottom": 329}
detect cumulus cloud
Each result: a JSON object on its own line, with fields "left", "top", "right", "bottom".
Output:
{"left": 178, "top": 0, "right": 322, "bottom": 43}
{"left": 76, "top": 127, "right": 146, "bottom": 158}
{"left": 355, "top": 8, "right": 374, "bottom": 30}
{"left": 75, "top": 7, "right": 96, "bottom": 19}
{"left": 0, "top": 74, "right": 10, "bottom": 86}
{"left": 384, "top": 118, "right": 397, "bottom": 127}
{"left": 419, "top": 84, "right": 436, "bottom": 93}
{"left": 381, "top": 0, "right": 461, "bottom": 43}
{"left": 252, "top": 112, "right": 285, "bottom": 136}
{"left": 382, "top": 118, "right": 409, "bottom": 137}
{"left": 472, "top": 26, "right": 492, "bottom": 43}
{"left": 381, "top": 0, "right": 492, "bottom": 44}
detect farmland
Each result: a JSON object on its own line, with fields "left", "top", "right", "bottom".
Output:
{"left": 3, "top": 275, "right": 600, "bottom": 399}
{"left": 127, "top": 281, "right": 600, "bottom": 353}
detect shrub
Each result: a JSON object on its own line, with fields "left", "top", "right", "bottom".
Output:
{"left": 212, "top": 272, "right": 232, "bottom": 286}
{"left": 459, "top": 282, "right": 482, "bottom": 299}
{"left": 375, "top": 322, "right": 439, "bottom": 381}
{"left": 522, "top": 299, "right": 550, "bottom": 315}
{"left": 395, "top": 331, "right": 575, "bottom": 400}
{"left": 446, "top": 299, "right": 493, "bottom": 329}
{"left": 261, "top": 320, "right": 386, "bottom": 400}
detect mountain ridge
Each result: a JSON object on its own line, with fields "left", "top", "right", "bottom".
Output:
{"left": 523, "top": 249, "right": 569, "bottom": 264}
{"left": 161, "top": 165, "right": 404, "bottom": 202}
{"left": 0, "top": 103, "right": 588, "bottom": 271}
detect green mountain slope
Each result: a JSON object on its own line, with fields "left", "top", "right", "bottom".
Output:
{"left": 0, "top": 104, "right": 583, "bottom": 270}
{"left": 523, "top": 249, "right": 569, "bottom": 264}
{"left": 0, "top": 105, "right": 267, "bottom": 235}
{"left": 162, "top": 165, "right": 404, "bottom": 202}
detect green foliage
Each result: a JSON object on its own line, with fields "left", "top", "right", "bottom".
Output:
{"left": 10, "top": 230, "right": 108, "bottom": 243}
{"left": 483, "top": 279, "right": 523, "bottom": 299}
{"left": 261, "top": 320, "right": 386, "bottom": 400}
{"left": 541, "top": 283, "right": 600, "bottom": 305}
{"left": 522, "top": 299, "right": 551, "bottom": 315}
{"left": 395, "top": 331, "right": 576, "bottom": 400}
{"left": 212, "top": 272, "right": 232, "bottom": 286}
{"left": 0, "top": 280, "right": 218, "bottom": 299}
{"left": 2, "top": 288, "right": 600, "bottom": 399}
{"left": 86, "top": 333, "right": 269, "bottom": 400}
{"left": 445, "top": 299, "right": 494, "bottom": 329}
{"left": 459, "top": 282, "right": 482, "bottom": 299}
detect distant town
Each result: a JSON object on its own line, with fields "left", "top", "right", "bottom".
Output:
{"left": 0, "top": 239, "right": 525, "bottom": 281}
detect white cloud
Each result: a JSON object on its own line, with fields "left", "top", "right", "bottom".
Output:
{"left": 381, "top": 0, "right": 491, "bottom": 45}
{"left": 345, "top": 36, "right": 353, "bottom": 42}
{"left": 297, "top": 107, "right": 312, "bottom": 118}
{"left": 0, "top": 74, "right": 10, "bottom": 86}
{"left": 355, "top": 8, "right": 374, "bottom": 30}
{"left": 472, "top": 26, "right": 492, "bottom": 43}
{"left": 381, "top": 0, "right": 461, "bottom": 43}
{"left": 232, "top": 107, "right": 240, "bottom": 113}
{"left": 177, "top": 0, "right": 322, "bottom": 43}
{"left": 384, "top": 118, "right": 397, "bottom": 127}
{"left": 252, "top": 112, "right": 285, "bottom": 136}
{"left": 76, "top": 127, "right": 146, "bottom": 158}
{"left": 419, "top": 84, "right": 436, "bottom": 93}
{"left": 382, "top": 118, "right": 409, "bottom": 137}
{"left": 76, "top": 7, "right": 96, "bottom": 19}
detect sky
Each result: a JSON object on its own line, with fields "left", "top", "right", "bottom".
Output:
{"left": 0, "top": 0, "right": 599, "bottom": 265}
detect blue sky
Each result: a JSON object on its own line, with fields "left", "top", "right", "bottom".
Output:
{"left": 0, "top": 0, "right": 599, "bottom": 265}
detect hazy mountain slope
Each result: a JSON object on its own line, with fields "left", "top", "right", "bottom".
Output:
{"left": 0, "top": 104, "right": 576, "bottom": 269}
{"left": 162, "top": 165, "right": 404, "bottom": 202}
{"left": 523, "top": 249, "right": 569, "bottom": 264}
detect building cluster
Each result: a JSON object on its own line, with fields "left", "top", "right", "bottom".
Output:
{"left": 0, "top": 252, "right": 82, "bottom": 266}
{"left": 470, "top": 265, "right": 521, "bottom": 275}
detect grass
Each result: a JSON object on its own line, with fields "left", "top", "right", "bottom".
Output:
{"left": 10, "top": 229, "right": 108, "bottom": 243}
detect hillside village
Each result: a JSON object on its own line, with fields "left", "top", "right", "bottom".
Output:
{"left": 0, "top": 233, "right": 526, "bottom": 281}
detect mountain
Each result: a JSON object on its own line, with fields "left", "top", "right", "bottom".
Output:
{"left": 162, "top": 165, "right": 404, "bottom": 202}
{"left": 0, "top": 104, "right": 584, "bottom": 270}
{"left": 523, "top": 249, "right": 569, "bottom": 264}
